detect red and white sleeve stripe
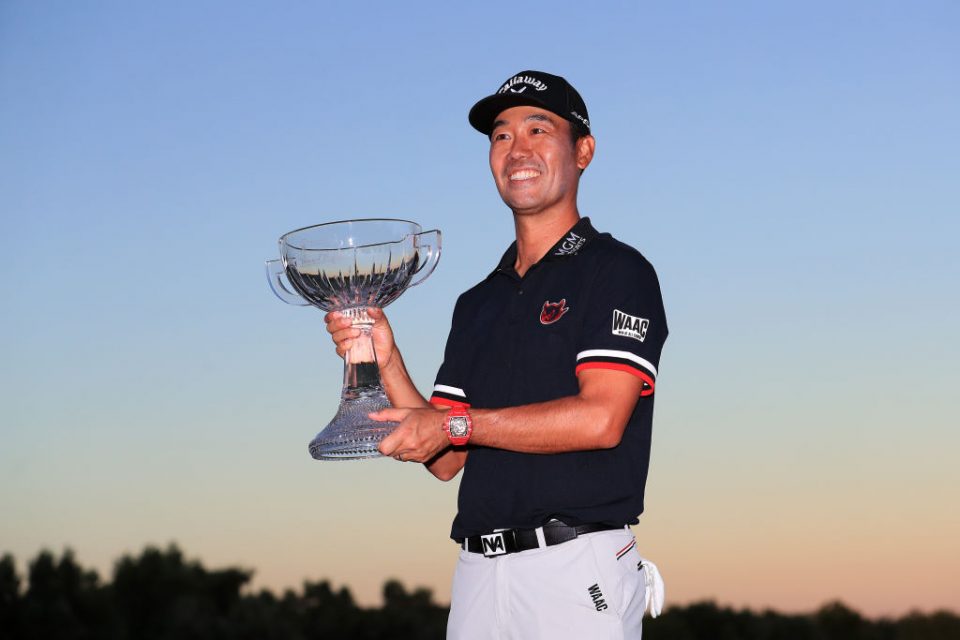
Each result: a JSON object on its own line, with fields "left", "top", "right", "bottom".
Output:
{"left": 575, "top": 349, "right": 657, "bottom": 396}
{"left": 430, "top": 383, "right": 470, "bottom": 407}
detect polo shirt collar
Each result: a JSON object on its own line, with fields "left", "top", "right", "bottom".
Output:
{"left": 490, "top": 217, "right": 599, "bottom": 278}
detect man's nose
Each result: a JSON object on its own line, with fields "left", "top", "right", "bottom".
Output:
{"left": 507, "top": 133, "right": 532, "bottom": 158}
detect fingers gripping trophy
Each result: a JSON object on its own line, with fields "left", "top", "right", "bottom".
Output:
{"left": 265, "top": 219, "right": 441, "bottom": 460}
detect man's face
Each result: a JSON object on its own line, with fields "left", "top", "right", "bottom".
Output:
{"left": 488, "top": 105, "right": 594, "bottom": 217}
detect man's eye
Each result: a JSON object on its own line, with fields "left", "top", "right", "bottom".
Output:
{"left": 531, "top": 127, "right": 546, "bottom": 134}
{"left": 493, "top": 132, "right": 509, "bottom": 141}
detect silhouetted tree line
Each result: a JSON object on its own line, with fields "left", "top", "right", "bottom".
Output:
{"left": 1, "top": 545, "right": 957, "bottom": 639}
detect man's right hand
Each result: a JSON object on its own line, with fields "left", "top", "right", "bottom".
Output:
{"left": 324, "top": 307, "right": 396, "bottom": 369}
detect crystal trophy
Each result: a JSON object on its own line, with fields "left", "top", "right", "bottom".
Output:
{"left": 265, "top": 219, "right": 441, "bottom": 460}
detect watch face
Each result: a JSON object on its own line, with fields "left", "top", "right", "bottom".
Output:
{"left": 448, "top": 416, "right": 469, "bottom": 438}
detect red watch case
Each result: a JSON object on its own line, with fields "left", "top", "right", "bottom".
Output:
{"left": 443, "top": 406, "right": 473, "bottom": 446}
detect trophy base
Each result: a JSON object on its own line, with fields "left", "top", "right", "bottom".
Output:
{"left": 308, "top": 388, "right": 399, "bottom": 460}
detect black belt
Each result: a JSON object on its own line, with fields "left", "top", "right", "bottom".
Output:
{"left": 460, "top": 521, "right": 624, "bottom": 557}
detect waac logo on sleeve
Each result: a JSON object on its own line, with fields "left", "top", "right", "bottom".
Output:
{"left": 540, "top": 299, "right": 570, "bottom": 325}
{"left": 612, "top": 309, "right": 649, "bottom": 342}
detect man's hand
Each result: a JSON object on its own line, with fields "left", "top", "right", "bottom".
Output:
{"left": 373, "top": 406, "right": 450, "bottom": 464}
{"left": 324, "top": 307, "right": 396, "bottom": 369}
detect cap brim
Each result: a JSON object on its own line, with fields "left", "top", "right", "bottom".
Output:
{"left": 468, "top": 93, "right": 553, "bottom": 136}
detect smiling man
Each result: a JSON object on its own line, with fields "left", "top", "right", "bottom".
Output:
{"left": 326, "top": 70, "right": 667, "bottom": 638}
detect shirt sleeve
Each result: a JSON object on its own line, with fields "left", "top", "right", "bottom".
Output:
{"left": 430, "top": 295, "right": 471, "bottom": 408}
{"left": 575, "top": 250, "right": 668, "bottom": 396}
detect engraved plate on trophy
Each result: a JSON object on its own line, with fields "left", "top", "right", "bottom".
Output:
{"left": 265, "top": 219, "right": 441, "bottom": 460}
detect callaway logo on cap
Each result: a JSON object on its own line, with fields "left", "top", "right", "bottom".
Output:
{"left": 468, "top": 70, "right": 591, "bottom": 136}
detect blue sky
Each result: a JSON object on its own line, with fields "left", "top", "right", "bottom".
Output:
{"left": 1, "top": 1, "right": 958, "bottom": 615}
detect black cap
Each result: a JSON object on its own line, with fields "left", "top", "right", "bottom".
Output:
{"left": 468, "top": 70, "right": 590, "bottom": 137}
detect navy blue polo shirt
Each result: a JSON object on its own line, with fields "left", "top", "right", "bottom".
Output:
{"left": 430, "top": 217, "right": 668, "bottom": 541}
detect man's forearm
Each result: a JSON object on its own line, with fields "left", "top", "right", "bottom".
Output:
{"left": 380, "top": 347, "right": 430, "bottom": 409}
{"left": 424, "top": 447, "right": 466, "bottom": 481}
{"left": 374, "top": 372, "right": 640, "bottom": 473}
{"left": 424, "top": 397, "right": 612, "bottom": 476}
{"left": 468, "top": 371, "right": 643, "bottom": 453}
{"left": 467, "top": 399, "right": 614, "bottom": 453}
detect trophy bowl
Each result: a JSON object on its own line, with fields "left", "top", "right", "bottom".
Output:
{"left": 266, "top": 219, "right": 441, "bottom": 460}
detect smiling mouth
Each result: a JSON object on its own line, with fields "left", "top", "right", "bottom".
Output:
{"left": 509, "top": 169, "right": 541, "bottom": 181}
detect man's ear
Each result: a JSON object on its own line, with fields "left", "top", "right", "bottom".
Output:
{"left": 576, "top": 135, "right": 596, "bottom": 170}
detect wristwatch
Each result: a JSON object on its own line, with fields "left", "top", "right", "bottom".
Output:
{"left": 443, "top": 406, "right": 473, "bottom": 446}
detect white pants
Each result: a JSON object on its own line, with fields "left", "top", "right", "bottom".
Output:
{"left": 447, "top": 529, "right": 647, "bottom": 639}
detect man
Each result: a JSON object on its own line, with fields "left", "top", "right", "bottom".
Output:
{"left": 326, "top": 70, "right": 667, "bottom": 638}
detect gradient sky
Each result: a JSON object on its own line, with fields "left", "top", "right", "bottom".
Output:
{"left": 2, "top": 1, "right": 958, "bottom": 618}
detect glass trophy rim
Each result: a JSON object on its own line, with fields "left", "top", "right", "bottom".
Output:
{"left": 280, "top": 218, "right": 427, "bottom": 252}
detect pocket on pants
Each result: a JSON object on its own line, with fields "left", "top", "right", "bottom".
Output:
{"left": 588, "top": 531, "right": 646, "bottom": 622}
{"left": 506, "top": 536, "right": 624, "bottom": 638}
{"left": 449, "top": 550, "right": 500, "bottom": 640}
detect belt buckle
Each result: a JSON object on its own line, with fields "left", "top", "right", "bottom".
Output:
{"left": 480, "top": 532, "right": 508, "bottom": 557}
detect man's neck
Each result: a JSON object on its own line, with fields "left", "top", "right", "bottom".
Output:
{"left": 512, "top": 209, "right": 580, "bottom": 278}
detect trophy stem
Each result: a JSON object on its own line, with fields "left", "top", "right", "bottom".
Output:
{"left": 341, "top": 309, "right": 384, "bottom": 400}
{"left": 308, "top": 307, "right": 399, "bottom": 460}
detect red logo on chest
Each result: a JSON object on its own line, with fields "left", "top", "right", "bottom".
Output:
{"left": 539, "top": 299, "right": 570, "bottom": 325}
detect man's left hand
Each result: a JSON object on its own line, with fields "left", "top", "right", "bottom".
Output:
{"left": 373, "top": 407, "right": 449, "bottom": 463}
